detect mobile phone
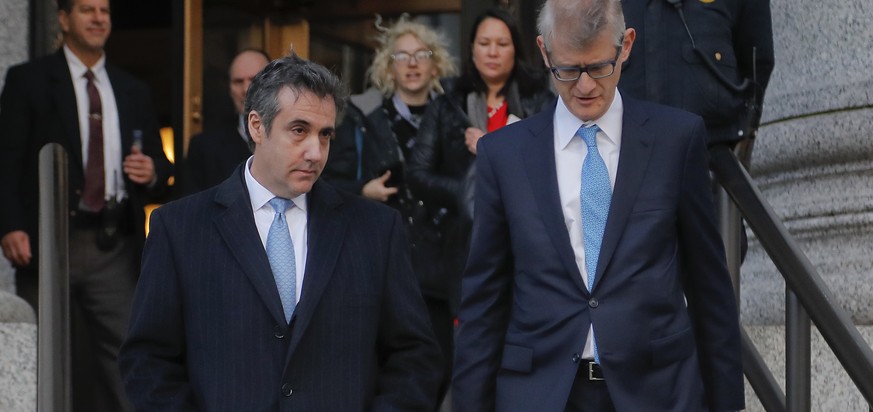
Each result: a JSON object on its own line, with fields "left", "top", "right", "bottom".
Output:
{"left": 132, "top": 129, "right": 143, "bottom": 151}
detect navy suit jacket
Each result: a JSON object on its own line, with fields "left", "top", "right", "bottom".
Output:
{"left": 120, "top": 167, "right": 443, "bottom": 411}
{"left": 452, "top": 96, "right": 743, "bottom": 411}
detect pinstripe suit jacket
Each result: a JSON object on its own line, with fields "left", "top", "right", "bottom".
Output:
{"left": 119, "top": 166, "right": 443, "bottom": 411}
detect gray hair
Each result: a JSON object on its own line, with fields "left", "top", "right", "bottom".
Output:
{"left": 537, "top": 0, "right": 626, "bottom": 53}
{"left": 244, "top": 53, "right": 347, "bottom": 150}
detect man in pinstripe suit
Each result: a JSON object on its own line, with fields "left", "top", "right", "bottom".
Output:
{"left": 119, "top": 54, "right": 443, "bottom": 411}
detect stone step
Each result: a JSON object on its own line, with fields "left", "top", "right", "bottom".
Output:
{"left": 0, "top": 290, "right": 37, "bottom": 412}
{"left": 743, "top": 325, "right": 873, "bottom": 412}
{"left": 0, "top": 322, "right": 36, "bottom": 412}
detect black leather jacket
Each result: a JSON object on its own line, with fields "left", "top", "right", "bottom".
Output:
{"left": 407, "top": 85, "right": 554, "bottom": 215}
{"left": 407, "top": 82, "right": 553, "bottom": 310}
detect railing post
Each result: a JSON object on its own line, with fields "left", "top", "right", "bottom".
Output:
{"left": 716, "top": 186, "right": 743, "bottom": 303}
{"left": 786, "top": 289, "right": 811, "bottom": 411}
{"left": 37, "top": 143, "right": 71, "bottom": 411}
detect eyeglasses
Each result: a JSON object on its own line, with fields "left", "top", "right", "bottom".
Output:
{"left": 391, "top": 50, "right": 433, "bottom": 64}
{"left": 547, "top": 47, "right": 622, "bottom": 82}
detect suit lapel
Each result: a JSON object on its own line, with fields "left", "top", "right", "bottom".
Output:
{"left": 521, "top": 106, "right": 588, "bottom": 295}
{"left": 285, "top": 181, "right": 347, "bottom": 357}
{"left": 595, "top": 97, "right": 654, "bottom": 285}
{"left": 213, "top": 167, "right": 287, "bottom": 325}
{"left": 49, "top": 52, "right": 84, "bottom": 173}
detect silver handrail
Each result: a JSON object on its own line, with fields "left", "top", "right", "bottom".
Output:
{"left": 37, "top": 143, "right": 71, "bottom": 411}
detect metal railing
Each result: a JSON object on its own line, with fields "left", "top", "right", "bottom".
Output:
{"left": 709, "top": 143, "right": 873, "bottom": 411}
{"left": 37, "top": 143, "right": 71, "bottom": 411}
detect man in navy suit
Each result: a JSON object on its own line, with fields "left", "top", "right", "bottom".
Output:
{"left": 0, "top": 0, "right": 172, "bottom": 410}
{"left": 119, "top": 54, "right": 443, "bottom": 410}
{"left": 452, "top": 0, "right": 743, "bottom": 411}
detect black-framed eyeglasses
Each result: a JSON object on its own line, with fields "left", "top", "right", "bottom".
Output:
{"left": 391, "top": 50, "right": 433, "bottom": 64}
{"left": 547, "top": 47, "right": 622, "bottom": 82}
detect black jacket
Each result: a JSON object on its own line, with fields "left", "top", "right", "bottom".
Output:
{"left": 407, "top": 82, "right": 554, "bottom": 310}
{"left": 619, "top": 0, "right": 775, "bottom": 143}
{"left": 322, "top": 98, "right": 448, "bottom": 299}
{"left": 179, "top": 120, "right": 251, "bottom": 196}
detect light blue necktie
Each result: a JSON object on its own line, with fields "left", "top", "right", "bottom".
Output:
{"left": 578, "top": 124, "right": 611, "bottom": 363}
{"left": 267, "top": 197, "right": 297, "bottom": 323}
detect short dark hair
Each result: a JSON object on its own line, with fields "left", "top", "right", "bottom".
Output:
{"left": 243, "top": 53, "right": 347, "bottom": 150}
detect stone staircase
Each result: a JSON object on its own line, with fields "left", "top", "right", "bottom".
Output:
{"left": 0, "top": 257, "right": 36, "bottom": 411}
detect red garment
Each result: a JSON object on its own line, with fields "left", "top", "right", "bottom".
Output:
{"left": 486, "top": 102, "right": 508, "bottom": 132}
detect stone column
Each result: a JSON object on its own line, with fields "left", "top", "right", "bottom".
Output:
{"left": 741, "top": 0, "right": 873, "bottom": 410}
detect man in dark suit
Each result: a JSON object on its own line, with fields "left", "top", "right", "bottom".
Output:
{"left": 180, "top": 49, "right": 269, "bottom": 195}
{"left": 0, "top": 0, "right": 171, "bottom": 410}
{"left": 119, "top": 54, "right": 443, "bottom": 411}
{"left": 452, "top": 0, "right": 743, "bottom": 411}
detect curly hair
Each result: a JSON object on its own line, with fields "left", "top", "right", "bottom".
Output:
{"left": 367, "top": 16, "right": 457, "bottom": 97}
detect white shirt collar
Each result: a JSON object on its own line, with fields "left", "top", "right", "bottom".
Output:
{"left": 555, "top": 90, "right": 624, "bottom": 151}
{"left": 63, "top": 44, "right": 106, "bottom": 77}
{"left": 243, "top": 156, "right": 308, "bottom": 214}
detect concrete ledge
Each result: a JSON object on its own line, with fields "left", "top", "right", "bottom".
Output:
{"left": 0, "top": 291, "right": 35, "bottom": 324}
{"left": 743, "top": 325, "right": 873, "bottom": 412}
{"left": 0, "top": 322, "right": 36, "bottom": 412}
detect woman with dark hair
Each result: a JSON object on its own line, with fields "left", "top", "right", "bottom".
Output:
{"left": 406, "top": 6, "right": 554, "bottom": 389}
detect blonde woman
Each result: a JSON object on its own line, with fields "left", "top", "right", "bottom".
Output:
{"left": 321, "top": 16, "right": 457, "bottom": 409}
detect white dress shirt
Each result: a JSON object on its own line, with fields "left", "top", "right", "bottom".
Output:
{"left": 553, "top": 91, "right": 624, "bottom": 359}
{"left": 64, "top": 45, "right": 126, "bottom": 201}
{"left": 244, "top": 156, "right": 308, "bottom": 303}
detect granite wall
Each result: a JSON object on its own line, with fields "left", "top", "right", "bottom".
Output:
{"left": 742, "top": 0, "right": 873, "bottom": 326}
{"left": 740, "top": 0, "right": 873, "bottom": 409}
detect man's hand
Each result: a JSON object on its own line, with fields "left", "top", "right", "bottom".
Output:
{"left": 361, "top": 171, "right": 399, "bottom": 202}
{"left": 123, "top": 145, "right": 157, "bottom": 186}
{"left": 465, "top": 127, "right": 486, "bottom": 155}
{"left": 1, "top": 231, "right": 31, "bottom": 266}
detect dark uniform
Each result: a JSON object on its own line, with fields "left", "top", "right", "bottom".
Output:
{"left": 619, "top": 0, "right": 775, "bottom": 144}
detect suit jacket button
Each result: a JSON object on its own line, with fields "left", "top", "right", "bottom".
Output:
{"left": 281, "top": 383, "right": 293, "bottom": 397}
{"left": 571, "top": 353, "right": 581, "bottom": 363}
{"left": 273, "top": 325, "right": 285, "bottom": 339}
{"left": 588, "top": 298, "right": 599, "bottom": 308}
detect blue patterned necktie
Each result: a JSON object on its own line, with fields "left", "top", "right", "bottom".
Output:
{"left": 578, "top": 124, "right": 611, "bottom": 363}
{"left": 267, "top": 197, "right": 297, "bottom": 323}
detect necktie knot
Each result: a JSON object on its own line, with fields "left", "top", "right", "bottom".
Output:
{"left": 84, "top": 70, "right": 95, "bottom": 82}
{"left": 577, "top": 124, "right": 600, "bottom": 148}
{"left": 269, "top": 197, "right": 294, "bottom": 215}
